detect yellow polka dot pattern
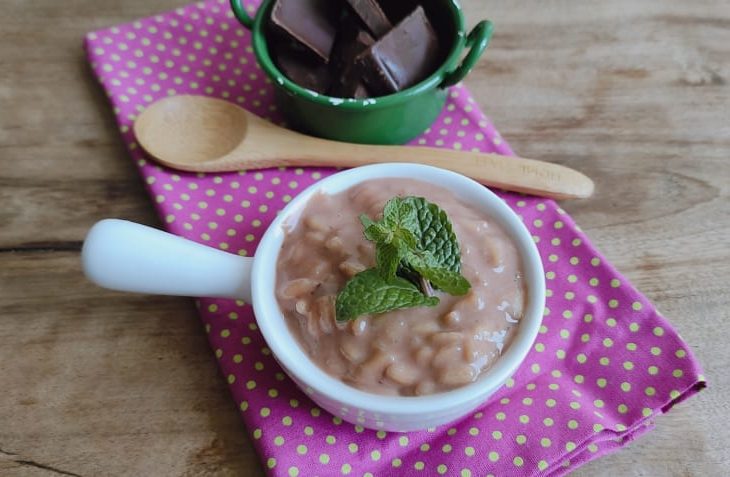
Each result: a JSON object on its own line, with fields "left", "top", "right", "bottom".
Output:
{"left": 85, "top": 1, "right": 705, "bottom": 475}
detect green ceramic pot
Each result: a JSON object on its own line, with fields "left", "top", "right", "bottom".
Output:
{"left": 230, "top": 0, "right": 493, "bottom": 144}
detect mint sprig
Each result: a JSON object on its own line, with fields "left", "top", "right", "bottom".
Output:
{"left": 335, "top": 196, "right": 471, "bottom": 322}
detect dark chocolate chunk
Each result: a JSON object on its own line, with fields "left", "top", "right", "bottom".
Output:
{"left": 275, "top": 46, "right": 332, "bottom": 94}
{"left": 270, "top": 0, "right": 338, "bottom": 62}
{"left": 376, "top": 0, "right": 420, "bottom": 24}
{"left": 344, "top": 0, "right": 393, "bottom": 38}
{"left": 355, "top": 6, "right": 441, "bottom": 95}
{"left": 329, "top": 28, "right": 374, "bottom": 98}
{"left": 329, "top": 13, "right": 374, "bottom": 76}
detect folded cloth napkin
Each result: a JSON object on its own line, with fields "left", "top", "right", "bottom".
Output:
{"left": 84, "top": 1, "right": 705, "bottom": 475}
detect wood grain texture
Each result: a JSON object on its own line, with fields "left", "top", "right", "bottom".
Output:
{"left": 1, "top": 0, "right": 728, "bottom": 476}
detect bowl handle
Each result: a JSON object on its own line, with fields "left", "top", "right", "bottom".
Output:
{"left": 440, "top": 20, "right": 494, "bottom": 88}
{"left": 230, "top": 0, "right": 255, "bottom": 30}
{"left": 82, "top": 219, "right": 253, "bottom": 302}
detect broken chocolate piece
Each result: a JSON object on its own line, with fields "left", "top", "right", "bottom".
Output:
{"left": 270, "top": 0, "right": 338, "bottom": 62}
{"left": 329, "top": 28, "right": 374, "bottom": 98}
{"left": 344, "top": 0, "right": 393, "bottom": 38}
{"left": 355, "top": 6, "right": 441, "bottom": 95}
{"left": 275, "top": 46, "right": 332, "bottom": 94}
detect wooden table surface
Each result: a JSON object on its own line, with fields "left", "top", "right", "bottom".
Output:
{"left": 1, "top": 0, "right": 728, "bottom": 475}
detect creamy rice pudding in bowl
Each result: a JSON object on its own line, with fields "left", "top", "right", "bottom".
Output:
{"left": 83, "top": 163, "right": 545, "bottom": 432}
{"left": 254, "top": 163, "right": 545, "bottom": 431}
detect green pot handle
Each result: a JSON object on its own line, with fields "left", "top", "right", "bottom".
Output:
{"left": 230, "top": 0, "right": 255, "bottom": 30}
{"left": 440, "top": 20, "right": 494, "bottom": 88}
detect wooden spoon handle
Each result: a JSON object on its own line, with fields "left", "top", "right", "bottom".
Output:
{"left": 358, "top": 146, "right": 595, "bottom": 200}
{"left": 286, "top": 142, "right": 595, "bottom": 200}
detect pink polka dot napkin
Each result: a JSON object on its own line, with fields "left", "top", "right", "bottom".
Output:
{"left": 84, "top": 1, "right": 705, "bottom": 475}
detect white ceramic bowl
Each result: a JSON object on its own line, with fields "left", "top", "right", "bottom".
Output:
{"left": 83, "top": 163, "right": 545, "bottom": 432}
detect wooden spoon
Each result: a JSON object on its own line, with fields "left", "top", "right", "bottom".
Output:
{"left": 134, "top": 95, "right": 594, "bottom": 200}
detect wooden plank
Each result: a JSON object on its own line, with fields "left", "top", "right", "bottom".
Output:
{"left": 0, "top": 252, "right": 262, "bottom": 476}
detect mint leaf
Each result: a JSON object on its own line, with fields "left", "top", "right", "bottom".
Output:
{"left": 362, "top": 221, "right": 391, "bottom": 244}
{"left": 401, "top": 197, "right": 461, "bottom": 272}
{"left": 405, "top": 250, "right": 471, "bottom": 295}
{"left": 422, "top": 268, "right": 471, "bottom": 295}
{"left": 398, "top": 227, "right": 418, "bottom": 250}
{"left": 413, "top": 263, "right": 471, "bottom": 295}
{"left": 360, "top": 215, "right": 377, "bottom": 229}
{"left": 335, "top": 269, "right": 439, "bottom": 322}
{"left": 376, "top": 242, "right": 400, "bottom": 278}
{"left": 381, "top": 198, "right": 419, "bottom": 248}
{"left": 360, "top": 215, "right": 391, "bottom": 242}
{"left": 383, "top": 197, "right": 417, "bottom": 230}
{"left": 361, "top": 198, "right": 419, "bottom": 275}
